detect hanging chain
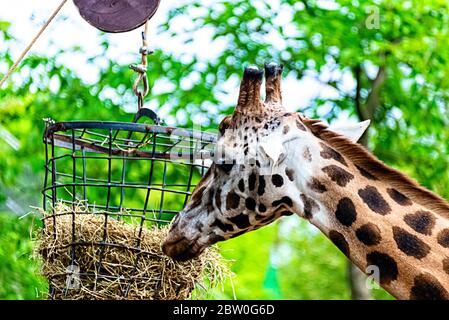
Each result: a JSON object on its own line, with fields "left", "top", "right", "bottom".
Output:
{"left": 130, "top": 21, "right": 153, "bottom": 110}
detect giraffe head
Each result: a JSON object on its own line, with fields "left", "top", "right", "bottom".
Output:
{"left": 162, "top": 63, "right": 370, "bottom": 261}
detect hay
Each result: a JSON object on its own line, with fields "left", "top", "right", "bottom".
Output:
{"left": 36, "top": 203, "right": 229, "bottom": 300}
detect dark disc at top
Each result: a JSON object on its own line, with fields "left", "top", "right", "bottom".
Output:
{"left": 73, "top": 0, "right": 161, "bottom": 33}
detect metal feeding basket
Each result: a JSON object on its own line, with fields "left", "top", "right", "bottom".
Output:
{"left": 41, "top": 118, "right": 217, "bottom": 299}
{"left": 36, "top": 0, "right": 225, "bottom": 300}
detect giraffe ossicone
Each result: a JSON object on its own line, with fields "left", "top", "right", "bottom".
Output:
{"left": 162, "top": 63, "right": 449, "bottom": 300}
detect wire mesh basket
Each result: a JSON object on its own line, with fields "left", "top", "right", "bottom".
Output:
{"left": 40, "top": 118, "right": 217, "bottom": 299}
{"left": 43, "top": 119, "right": 216, "bottom": 222}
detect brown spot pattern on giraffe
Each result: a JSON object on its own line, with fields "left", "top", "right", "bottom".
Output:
{"left": 285, "top": 168, "right": 295, "bottom": 181}
{"left": 206, "top": 188, "right": 215, "bottom": 212}
{"left": 228, "top": 213, "right": 250, "bottom": 229}
{"left": 248, "top": 173, "right": 257, "bottom": 191}
{"left": 195, "top": 221, "right": 204, "bottom": 232}
{"left": 322, "top": 165, "right": 354, "bottom": 187}
{"left": 238, "top": 179, "right": 245, "bottom": 192}
{"left": 404, "top": 210, "right": 436, "bottom": 235}
{"left": 366, "top": 251, "right": 398, "bottom": 285}
{"left": 329, "top": 230, "right": 350, "bottom": 258}
{"left": 335, "top": 197, "right": 357, "bottom": 227}
{"left": 443, "top": 257, "right": 449, "bottom": 276}
{"left": 356, "top": 223, "right": 382, "bottom": 246}
{"left": 392, "top": 227, "right": 431, "bottom": 259}
{"left": 189, "top": 185, "right": 206, "bottom": 209}
{"left": 410, "top": 273, "right": 449, "bottom": 300}
{"left": 272, "top": 196, "right": 293, "bottom": 208}
{"left": 358, "top": 186, "right": 391, "bottom": 215}
{"left": 211, "top": 219, "right": 234, "bottom": 232}
{"left": 308, "top": 178, "right": 327, "bottom": 193}
{"left": 300, "top": 194, "right": 319, "bottom": 219}
{"left": 387, "top": 188, "right": 412, "bottom": 206}
{"left": 257, "top": 176, "right": 266, "bottom": 196}
{"left": 303, "top": 147, "right": 312, "bottom": 162}
{"left": 355, "top": 165, "right": 378, "bottom": 181}
{"left": 226, "top": 191, "right": 240, "bottom": 210}
{"left": 437, "top": 229, "right": 449, "bottom": 248}
{"left": 320, "top": 142, "right": 348, "bottom": 167}
{"left": 245, "top": 197, "right": 256, "bottom": 211}
{"left": 271, "top": 174, "right": 284, "bottom": 187}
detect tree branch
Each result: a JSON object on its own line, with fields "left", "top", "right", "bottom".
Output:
{"left": 365, "top": 65, "right": 386, "bottom": 120}
{"left": 300, "top": 0, "right": 316, "bottom": 17}
{"left": 354, "top": 64, "right": 364, "bottom": 120}
{"left": 353, "top": 63, "right": 387, "bottom": 147}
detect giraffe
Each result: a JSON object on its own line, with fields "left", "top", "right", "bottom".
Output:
{"left": 162, "top": 63, "right": 449, "bottom": 300}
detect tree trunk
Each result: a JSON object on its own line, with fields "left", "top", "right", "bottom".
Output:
{"left": 348, "top": 262, "right": 373, "bottom": 300}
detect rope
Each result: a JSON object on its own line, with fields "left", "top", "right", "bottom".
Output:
{"left": 0, "top": 0, "right": 68, "bottom": 89}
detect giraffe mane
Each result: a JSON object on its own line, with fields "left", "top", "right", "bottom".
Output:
{"left": 301, "top": 115, "right": 449, "bottom": 219}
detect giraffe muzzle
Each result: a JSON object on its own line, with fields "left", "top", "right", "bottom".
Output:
{"left": 162, "top": 234, "right": 203, "bottom": 261}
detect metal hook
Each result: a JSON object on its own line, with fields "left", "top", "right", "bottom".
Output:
{"left": 130, "top": 62, "right": 149, "bottom": 99}
{"left": 129, "top": 20, "right": 160, "bottom": 124}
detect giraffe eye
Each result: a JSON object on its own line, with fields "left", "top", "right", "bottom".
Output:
{"left": 215, "top": 160, "right": 235, "bottom": 173}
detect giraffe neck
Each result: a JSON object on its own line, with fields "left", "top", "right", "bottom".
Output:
{"left": 294, "top": 140, "right": 449, "bottom": 299}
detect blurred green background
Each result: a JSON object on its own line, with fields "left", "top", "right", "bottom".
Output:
{"left": 1, "top": 0, "right": 449, "bottom": 300}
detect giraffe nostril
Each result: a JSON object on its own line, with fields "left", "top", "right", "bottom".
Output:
{"left": 162, "top": 236, "right": 187, "bottom": 257}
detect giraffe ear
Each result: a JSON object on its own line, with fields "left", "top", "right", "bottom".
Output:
{"left": 330, "top": 120, "right": 371, "bottom": 143}
{"left": 259, "top": 140, "right": 284, "bottom": 165}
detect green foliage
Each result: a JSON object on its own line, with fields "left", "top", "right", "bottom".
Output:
{"left": 278, "top": 219, "right": 352, "bottom": 300}
{"left": 277, "top": 217, "right": 394, "bottom": 300}
{"left": 0, "top": 212, "right": 47, "bottom": 299}
{"left": 214, "top": 223, "right": 278, "bottom": 299}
